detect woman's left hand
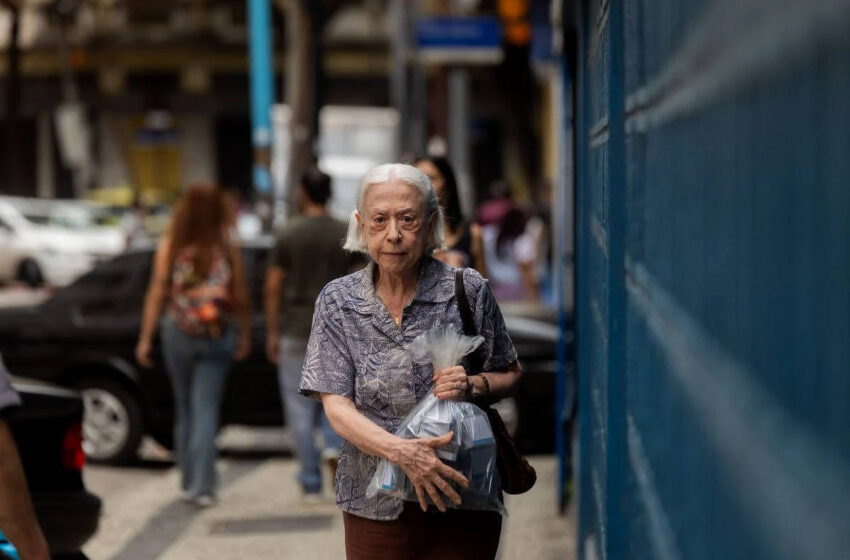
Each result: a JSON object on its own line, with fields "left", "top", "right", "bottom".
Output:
{"left": 233, "top": 334, "right": 251, "bottom": 361}
{"left": 433, "top": 366, "right": 469, "bottom": 401}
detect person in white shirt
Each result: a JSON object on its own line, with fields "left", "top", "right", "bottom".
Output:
{"left": 481, "top": 207, "right": 540, "bottom": 301}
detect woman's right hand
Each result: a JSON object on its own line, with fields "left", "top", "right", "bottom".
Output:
{"left": 392, "top": 432, "right": 469, "bottom": 512}
{"left": 135, "top": 338, "right": 153, "bottom": 368}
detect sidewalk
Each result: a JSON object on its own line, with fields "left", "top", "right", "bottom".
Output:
{"left": 501, "top": 456, "right": 576, "bottom": 560}
{"left": 84, "top": 451, "right": 574, "bottom": 559}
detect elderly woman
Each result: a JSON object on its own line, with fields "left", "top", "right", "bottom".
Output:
{"left": 299, "top": 163, "right": 522, "bottom": 559}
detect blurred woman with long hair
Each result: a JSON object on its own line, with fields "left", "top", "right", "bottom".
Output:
{"left": 414, "top": 156, "right": 487, "bottom": 275}
{"left": 135, "top": 185, "right": 251, "bottom": 506}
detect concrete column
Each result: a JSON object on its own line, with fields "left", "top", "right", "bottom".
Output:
{"left": 284, "top": 1, "right": 316, "bottom": 219}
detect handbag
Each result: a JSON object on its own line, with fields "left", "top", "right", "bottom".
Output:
{"left": 454, "top": 269, "right": 537, "bottom": 495}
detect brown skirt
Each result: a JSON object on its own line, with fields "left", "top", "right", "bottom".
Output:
{"left": 343, "top": 503, "right": 502, "bottom": 560}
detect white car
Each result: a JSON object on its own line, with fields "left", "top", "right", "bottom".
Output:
{"left": 0, "top": 197, "right": 126, "bottom": 287}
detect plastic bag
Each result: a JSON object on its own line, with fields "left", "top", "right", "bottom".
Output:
{"left": 405, "top": 324, "right": 484, "bottom": 372}
{"left": 366, "top": 326, "right": 505, "bottom": 515}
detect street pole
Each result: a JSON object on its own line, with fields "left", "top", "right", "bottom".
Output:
{"left": 391, "top": 0, "right": 409, "bottom": 155}
{"left": 448, "top": 0, "right": 474, "bottom": 219}
{"left": 410, "top": 0, "right": 428, "bottom": 158}
{"left": 448, "top": 67, "right": 473, "bottom": 218}
{"left": 248, "top": 0, "right": 275, "bottom": 230}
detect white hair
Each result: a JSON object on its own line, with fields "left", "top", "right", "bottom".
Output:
{"left": 343, "top": 163, "right": 446, "bottom": 254}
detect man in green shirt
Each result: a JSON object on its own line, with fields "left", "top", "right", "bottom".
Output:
{"left": 264, "top": 167, "right": 355, "bottom": 500}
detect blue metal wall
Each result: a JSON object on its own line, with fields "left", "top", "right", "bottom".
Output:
{"left": 574, "top": 1, "right": 850, "bottom": 559}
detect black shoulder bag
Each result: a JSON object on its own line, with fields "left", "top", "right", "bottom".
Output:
{"left": 455, "top": 269, "right": 536, "bottom": 495}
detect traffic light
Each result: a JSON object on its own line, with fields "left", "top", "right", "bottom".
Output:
{"left": 498, "top": 0, "right": 531, "bottom": 46}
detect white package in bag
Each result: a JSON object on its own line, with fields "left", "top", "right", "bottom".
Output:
{"left": 366, "top": 326, "right": 505, "bottom": 515}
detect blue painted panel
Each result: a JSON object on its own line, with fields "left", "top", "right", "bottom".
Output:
{"left": 575, "top": 0, "right": 601, "bottom": 552}
{"left": 577, "top": 0, "right": 613, "bottom": 558}
{"left": 575, "top": 0, "right": 850, "bottom": 559}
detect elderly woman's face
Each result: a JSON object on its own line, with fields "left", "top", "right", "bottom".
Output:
{"left": 359, "top": 179, "right": 431, "bottom": 276}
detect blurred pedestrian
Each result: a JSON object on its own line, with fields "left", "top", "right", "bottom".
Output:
{"left": 0, "top": 354, "right": 50, "bottom": 560}
{"left": 475, "top": 180, "right": 514, "bottom": 226}
{"left": 263, "top": 167, "right": 355, "bottom": 502}
{"left": 481, "top": 206, "right": 540, "bottom": 301}
{"left": 301, "top": 163, "right": 522, "bottom": 559}
{"left": 135, "top": 184, "right": 251, "bottom": 507}
{"left": 529, "top": 186, "right": 555, "bottom": 305}
{"left": 415, "top": 156, "right": 487, "bottom": 275}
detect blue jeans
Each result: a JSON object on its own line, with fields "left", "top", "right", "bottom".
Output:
{"left": 279, "top": 335, "right": 343, "bottom": 493}
{"left": 161, "top": 318, "right": 235, "bottom": 497}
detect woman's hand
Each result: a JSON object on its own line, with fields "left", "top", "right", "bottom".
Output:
{"left": 433, "top": 366, "right": 469, "bottom": 401}
{"left": 233, "top": 333, "right": 252, "bottom": 361}
{"left": 135, "top": 338, "right": 153, "bottom": 368}
{"left": 392, "top": 432, "right": 469, "bottom": 512}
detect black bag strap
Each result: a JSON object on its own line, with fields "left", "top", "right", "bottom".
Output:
{"left": 454, "top": 269, "right": 475, "bottom": 335}
{"left": 455, "top": 268, "right": 485, "bottom": 375}
{"left": 455, "top": 271, "right": 536, "bottom": 495}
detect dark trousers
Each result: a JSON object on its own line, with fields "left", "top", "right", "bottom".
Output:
{"left": 343, "top": 503, "right": 502, "bottom": 560}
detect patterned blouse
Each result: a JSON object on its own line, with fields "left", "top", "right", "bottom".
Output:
{"left": 166, "top": 246, "right": 233, "bottom": 336}
{"left": 299, "top": 257, "right": 518, "bottom": 520}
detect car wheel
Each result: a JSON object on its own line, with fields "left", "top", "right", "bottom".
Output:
{"left": 76, "top": 378, "right": 143, "bottom": 465}
{"left": 18, "top": 259, "right": 44, "bottom": 287}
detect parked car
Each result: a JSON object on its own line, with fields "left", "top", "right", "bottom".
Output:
{"left": 0, "top": 197, "right": 126, "bottom": 287}
{"left": 5, "top": 377, "right": 102, "bottom": 559}
{"left": 0, "top": 238, "right": 559, "bottom": 464}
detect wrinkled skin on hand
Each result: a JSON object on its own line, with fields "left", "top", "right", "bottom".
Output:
{"left": 393, "top": 431, "right": 469, "bottom": 512}
{"left": 433, "top": 365, "right": 469, "bottom": 401}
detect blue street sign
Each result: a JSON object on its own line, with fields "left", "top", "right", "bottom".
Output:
{"left": 417, "top": 17, "right": 503, "bottom": 65}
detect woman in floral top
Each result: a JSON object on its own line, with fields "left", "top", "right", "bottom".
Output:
{"left": 136, "top": 185, "right": 250, "bottom": 507}
{"left": 300, "top": 164, "right": 522, "bottom": 559}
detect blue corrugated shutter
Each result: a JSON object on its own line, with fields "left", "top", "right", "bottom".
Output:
{"left": 575, "top": 1, "right": 850, "bottom": 559}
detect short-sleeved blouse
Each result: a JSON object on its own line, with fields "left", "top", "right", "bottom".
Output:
{"left": 299, "top": 257, "right": 518, "bottom": 521}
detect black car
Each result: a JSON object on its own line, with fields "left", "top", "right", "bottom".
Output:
{"left": 0, "top": 238, "right": 558, "bottom": 463}
{"left": 6, "top": 378, "right": 102, "bottom": 559}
